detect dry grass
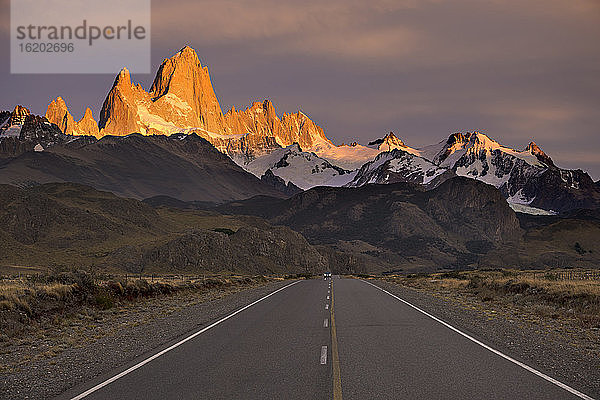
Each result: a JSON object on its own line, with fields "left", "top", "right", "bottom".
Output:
{"left": 0, "top": 281, "right": 76, "bottom": 316}
{"left": 0, "top": 271, "right": 284, "bottom": 378}
{"left": 0, "top": 271, "right": 276, "bottom": 340}
{"left": 381, "top": 269, "right": 600, "bottom": 328}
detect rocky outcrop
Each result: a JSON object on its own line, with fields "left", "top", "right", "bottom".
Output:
{"left": 0, "top": 106, "right": 67, "bottom": 158}
{"left": 260, "top": 169, "right": 303, "bottom": 196}
{"left": 424, "top": 177, "right": 522, "bottom": 243}
{"left": 525, "top": 141, "right": 555, "bottom": 168}
{"left": 45, "top": 97, "right": 77, "bottom": 135}
{"left": 142, "top": 226, "right": 326, "bottom": 274}
{"left": 94, "top": 46, "right": 330, "bottom": 163}
{"left": 347, "top": 149, "right": 449, "bottom": 188}
{"left": 77, "top": 108, "right": 100, "bottom": 138}
{"left": 98, "top": 68, "right": 149, "bottom": 135}
{"left": 224, "top": 100, "right": 329, "bottom": 148}
{"left": 19, "top": 114, "right": 66, "bottom": 143}
{"left": 98, "top": 49, "right": 226, "bottom": 136}
{"left": 521, "top": 168, "right": 600, "bottom": 212}
{"left": 245, "top": 143, "right": 354, "bottom": 190}
{"left": 149, "top": 46, "right": 226, "bottom": 133}
{"left": 6, "top": 105, "right": 30, "bottom": 126}
{"left": 46, "top": 97, "right": 100, "bottom": 137}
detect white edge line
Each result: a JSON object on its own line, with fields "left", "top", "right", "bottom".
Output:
{"left": 70, "top": 280, "right": 301, "bottom": 400}
{"left": 320, "top": 345, "right": 328, "bottom": 364}
{"left": 361, "top": 280, "right": 595, "bottom": 400}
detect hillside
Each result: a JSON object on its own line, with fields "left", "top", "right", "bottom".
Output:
{"left": 213, "top": 178, "right": 600, "bottom": 273}
{"left": 0, "top": 183, "right": 325, "bottom": 274}
{"left": 0, "top": 133, "right": 287, "bottom": 203}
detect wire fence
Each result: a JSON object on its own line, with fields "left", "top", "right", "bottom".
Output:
{"left": 530, "top": 270, "right": 600, "bottom": 281}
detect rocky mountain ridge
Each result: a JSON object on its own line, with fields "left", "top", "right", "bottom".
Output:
{"left": 0, "top": 105, "right": 69, "bottom": 157}
{"left": 56, "top": 47, "right": 331, "bottom": 165}
{"left": 214, "top": 178, "right": 524, "bottom": 271}
{"left": 351, "top": 131, "right": 600, "bottom": 213}
{"left": 246, "top": 143, "right": 355, "bottom": 190}
{"left": 4, "top": 44, "right": 594, "bottom": 213}
{"left": 46, "top": 97, "right": 100, "bottom": 138}
{"left": 210, "top": 177, "right": 600, "bottom": 272}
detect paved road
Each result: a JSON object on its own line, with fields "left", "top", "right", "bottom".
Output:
{"left": 58, "top": 277, "right": 593, "bottom": 400}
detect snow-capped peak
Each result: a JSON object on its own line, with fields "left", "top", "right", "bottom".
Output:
{"left": 524, "top": 141, "right": 554, "bottom": 167}
{"left": 346, "top": 147, "right": 449, "bottom": 187}
{"left": 244, "top": 142, "right": 355, "bottom": 190}
{"left": 368, "top": 132, "right": 405, "bottom": 150}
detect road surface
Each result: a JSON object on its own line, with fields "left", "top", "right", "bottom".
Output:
{"left": 57, "top": 277, "right": 594, "bottom": 400}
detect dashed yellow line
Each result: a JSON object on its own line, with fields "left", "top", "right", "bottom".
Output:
{"left": 330, "top": 279, "right": 343, "bottom": 400}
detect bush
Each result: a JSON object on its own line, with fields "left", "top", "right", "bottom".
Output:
{"left": 212, "top": 228, "right": 236, "bottom": 236}
{"left": 0, "top": 300, "right": 13, "bottom": 310}
{"left": 107, "top": 281, "right": 124, "bottom": 296}
{"left": 440, "top": 271, "right": 463, "bottom": 279}
{"left": 544, "top": 273, "right": 558, "bottom": 281}
{"left": 94, "top": 293, "right": 114, "bottom": 310}
{"left": 407, "top": 273, "right": 431, "bottom": 279}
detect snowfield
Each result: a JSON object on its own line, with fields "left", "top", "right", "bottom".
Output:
{"left": 245, "top": 143, "right": 356, "bottom": 190}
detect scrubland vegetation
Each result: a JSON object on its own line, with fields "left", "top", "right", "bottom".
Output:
{"left": 0, "top": 270, "right": 277, "bottom": 340}
{"left": 378, "top": 269, "right": 600, "bottom": 328}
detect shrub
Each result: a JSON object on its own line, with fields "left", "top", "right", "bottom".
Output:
{"left": 0, "top": 300, "right": 13, "bottom": 310}
{"left": 544, "top": 273, "right": 558, "bottom": 281}
{"left": 94, "top": 293, "right": 114, "bottom": 310}
{"left": 440, "top": 271, "right": 463, "bottom": 279}
{"left": 212, "top": 228, "right": 236, "bottom": 236}
{"left": 107, "top": 281, "right": 124, "bottom": 296}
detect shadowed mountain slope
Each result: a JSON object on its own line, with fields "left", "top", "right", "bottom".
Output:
{"left": 0, "top": 133, "right": 287, "bottom": 203}
{"left": 213, "top": 177, "right": 600, "bottom": 272}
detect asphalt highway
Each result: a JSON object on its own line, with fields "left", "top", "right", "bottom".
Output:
{"left": 57, "top": 277, "right": 594, "bottom": 400}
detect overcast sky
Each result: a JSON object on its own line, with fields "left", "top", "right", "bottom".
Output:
{"left": 1, "top": 0, "right": 599, "bottom": 178}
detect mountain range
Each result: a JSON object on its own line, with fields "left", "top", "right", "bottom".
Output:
{"left": 0, "top": 111, "right": 284, "bottom": 202}
{"left": 5, "top": 45, "right": 589, "bottom": 214}
{"left": 166, "top": 177, "right": 600, "bottom": 273}
{"left": 0, "top": 183, "right": 325, "bottom": 274}
{"left": 1, "top": 45, "right": 599, "bottom": 273}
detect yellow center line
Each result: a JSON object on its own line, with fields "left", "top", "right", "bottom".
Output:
{"left": 330, "top": 279, "right": 343, "bottom": 400}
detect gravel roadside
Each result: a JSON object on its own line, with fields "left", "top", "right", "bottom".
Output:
{"left": 367, "top": 278, "right": 600, "bottom": 399}
{"left": 0, "top": 279, "right": 293, "bottom": 400}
